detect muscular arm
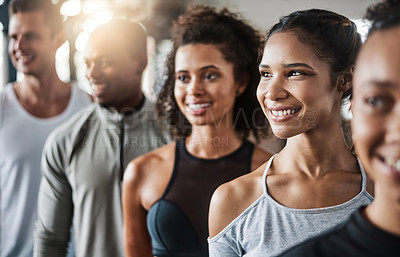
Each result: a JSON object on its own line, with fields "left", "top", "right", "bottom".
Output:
{"left": 34, "top": 135, "right": 73, "bottom": 257}
{"left": 122, "top": 144, "right": 175, "bottom": 257}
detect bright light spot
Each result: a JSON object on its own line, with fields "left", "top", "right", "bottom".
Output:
{"left": 142, "top": 36, "right": 156, "bottom": 101}
{"left": 80, "top": 15, "right": 113, "bottom": 35}
{"left": 82, "top": 0, "right": 109, "bottom": 14}
{"left": 353, "top": 19, "right": 371, "bottom": 42}
{"left": 91, "top": 11, "right": 114, "bottom": 25}
{"left": 16, "top": 72, "right": 24, "bottom": 82}
{"left": 75, "top": 31, "right": 90, "bottom": 52}
{"left": 56, "top": 40, "right": 71, "bottom": 82}
{"left": 0, "top": 22, "right": 3, "bottom": 31}
{"left": 82, "top": 19, "right": 98, "bottom": 33}
{"left": 74, "top": 51, "right": 91, "bottom": 93}
{"left": 0, "top": 0, "right": 5, "bottom": 5}
{"left": 60, "top": 0, "right": 81, "bottom": 17}
{"left": 52, "top": 0, "right": 61, "bottom": 4}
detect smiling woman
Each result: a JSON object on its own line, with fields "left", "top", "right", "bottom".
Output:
{"left": 208, "top": 9, "right": 374, "bottom": 257}
{"left": 278, "top": 1, "right": 400, "bottom": 256}
{"left": 173, "top": 44, "right": 242, "bottom": 127}
{"left": 122, "top": 5, "right": 272, "bottom": 257}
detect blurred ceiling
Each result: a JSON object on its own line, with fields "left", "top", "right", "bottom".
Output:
{"left": 1, "top": 0, "right": 381, "bottom": 39}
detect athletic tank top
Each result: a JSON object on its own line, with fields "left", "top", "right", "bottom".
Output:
{"left": 147, "top": 139, "right": 255, "bottom": 257}
{"left": 208, "top": 154, "right": 374, "bottom": 257}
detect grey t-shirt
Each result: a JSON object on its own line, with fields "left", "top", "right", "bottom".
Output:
{"left": 208, "top": 155, "right": 374, "bottom": 257}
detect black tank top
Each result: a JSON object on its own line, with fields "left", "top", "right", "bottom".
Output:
{"left": 147, "top": 139, "right": 255, "bottom": 257}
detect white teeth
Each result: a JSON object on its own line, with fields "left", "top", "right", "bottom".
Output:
{"left": 188, "top": 103, "right": 211, "bottom": 110}
{"left": 384, "top": 157, "right": 400, "bottom": 172}
{"left": 271, "top": 109, "right": 298, "bottom": 117}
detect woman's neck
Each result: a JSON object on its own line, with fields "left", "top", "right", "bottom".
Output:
{"left": 365, "top": 182, "right": 400, "bottom": 236}
{"left": 278, "top": 121, "right": 357, "bottom": 177}
{"left": 186, "top": 125, "right": 243, "bottom": 159}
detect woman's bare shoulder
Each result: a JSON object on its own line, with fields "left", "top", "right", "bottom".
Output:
{"left": 123, "top": 143, "right": 176, "bottom": 208}
{"left": 124, "top": 143, "right": 175, "bottom": 179}
{"left": 208, "top": 162, "right": 267, "bottom": 237}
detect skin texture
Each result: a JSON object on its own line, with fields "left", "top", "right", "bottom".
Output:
{"left": 122, "top": 43, "right": 271, "bottom": 257}
{"left": 8, "top": 11, "right": 73, "bottom": 118}
{"left": 352, "top": 25, "right": 400, "bottom": 236}
{"left": 84, "top": 30, "right": 146, "bottom": 112}
{"left": 209, "top": 31, "right": 373, "bottom": 238}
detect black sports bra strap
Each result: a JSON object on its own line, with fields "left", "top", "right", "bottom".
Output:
{"left": 159, "top": 140, "right": 182, "bottom": 199}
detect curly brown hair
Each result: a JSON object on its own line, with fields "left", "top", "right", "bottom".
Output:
{"left": 156, "top": 5, "right": 269, "bottom": 141}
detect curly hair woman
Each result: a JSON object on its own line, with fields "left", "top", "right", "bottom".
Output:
{"left": 122, "top": 5, "right": 272, "bottom": 257}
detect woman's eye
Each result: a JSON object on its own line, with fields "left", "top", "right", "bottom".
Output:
{"left": 177, "top": 75, "right": 189, "bottom": 82}
{"left": 260, "top": 71, "right": 272, "bottom": 78}
{"left": 365, "top": 97, "right": 386, "bottom": 108}
{"left": 204, "top": 73, "right": 217, "bottom": 80}
{"left": 288, "top": 70, "right": 305, "bottom": 76}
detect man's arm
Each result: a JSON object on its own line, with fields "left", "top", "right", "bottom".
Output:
{"left": 34, "top": 134, "right": 73, "bottom": 257}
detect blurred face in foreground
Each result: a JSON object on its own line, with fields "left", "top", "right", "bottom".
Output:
{"left": 352, "top": 25, "right": 400, "bottom": 190}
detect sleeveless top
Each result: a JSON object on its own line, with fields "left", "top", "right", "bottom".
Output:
{"left": 147, "top": 139, "right": 255, "bottom": 257}
{"left": 208, "top": 154, "right": 374, "bottom": 257}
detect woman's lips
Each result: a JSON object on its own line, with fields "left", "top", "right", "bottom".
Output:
{"left": 268, "top": 106, "right": 301, "bottom": 122}
{"left": 186, "top": 102, "right": 212, "bottom": 115}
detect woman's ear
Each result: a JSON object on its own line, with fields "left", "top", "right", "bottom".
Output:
{"left": 337, "top": 65, "right": 354, "bottom": 93}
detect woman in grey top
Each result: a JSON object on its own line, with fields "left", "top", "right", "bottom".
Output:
{"left": 279, "top": 0, "right": 400, "bottom": 256}
{"left": 208, "top": 9, "right": 374, "bottom": 257}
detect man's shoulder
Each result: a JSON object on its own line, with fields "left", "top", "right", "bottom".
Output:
{"left": 47, "top": 105, "right": 97, "bottom": 142}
